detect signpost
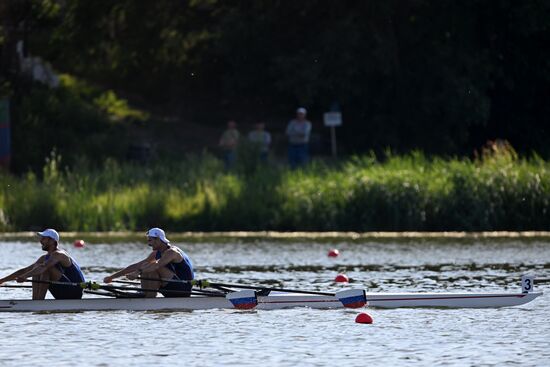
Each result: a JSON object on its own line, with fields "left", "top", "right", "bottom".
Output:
{"left": 323, "top": 111, "right": 342, "bottom": 158}
{"left": 0, "top": 99, "right": 10, "bottom": 170}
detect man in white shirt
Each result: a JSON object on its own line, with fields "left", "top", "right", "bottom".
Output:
{"left": 285, "top": 107, "right": 312, "bottom": 169}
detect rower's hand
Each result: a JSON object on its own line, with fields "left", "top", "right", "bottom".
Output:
{"left": 16, "top": 276, "right": 27, "bottom": 283}
{"left": 127, "top": 272, "right": 139, "bottom": 280}
{"left": 103, "top": 276, "right": 113, "bottom": 284}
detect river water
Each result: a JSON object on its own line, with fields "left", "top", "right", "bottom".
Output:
{"left": 0, "top": 239, "right": 549, "bottom": 366}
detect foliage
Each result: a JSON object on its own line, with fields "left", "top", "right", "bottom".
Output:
{"left": 2, "top": 0, "right": 549, "bottom": 162}
{"left": 9, "top": 74, "right": 150, "bottom": 173}
{"left": 0, "top": 153, "right": 549, "bottom": 231}
{"left": 93, "top": 90, "right": 149, "bottom": 122}
{"left": 10, "top": 0, "right": 546, "bottom": 156}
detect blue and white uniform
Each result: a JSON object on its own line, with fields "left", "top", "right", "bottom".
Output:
{"left": 46, "top": 253, "right": 85, "bottom": 299}
{"left": 156, "top": 245, "right": 194, "bottom": 298}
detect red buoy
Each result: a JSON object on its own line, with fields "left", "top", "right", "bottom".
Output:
{"left": 328, "top": 249, "right": 340, "bottom": 257}
{"left": 73, "top": 239, "right": 85, "bottom": 248}
{"left": 334, "top": 273, "right": 349, "bottom": 283}
{"left": 355, "top": 312, "right": 373, "bottom": 324}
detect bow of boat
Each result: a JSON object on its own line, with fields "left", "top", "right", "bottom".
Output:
{"left": 365, "top": 291, "right": 543, "bottom": 308}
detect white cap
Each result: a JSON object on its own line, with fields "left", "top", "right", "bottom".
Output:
{"left": 146, "top": 227, "right": 170, "bottom": 244}
{"left": 37, "top": 229, "right": 60, "bottom": 242}
{"left": 296, "top": 107, "right": 307, "bottom": 115}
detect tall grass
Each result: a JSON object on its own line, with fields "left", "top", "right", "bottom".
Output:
{"left": 1, "top": 150, "right": 549, "bottom": 231}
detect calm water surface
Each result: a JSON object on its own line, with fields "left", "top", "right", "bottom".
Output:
{"left": 0, "top": 240, "right": 549, "bottom": 366}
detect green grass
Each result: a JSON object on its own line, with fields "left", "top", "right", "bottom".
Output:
{"left": 1, "top": 150, "right": 549, "bottom": 232}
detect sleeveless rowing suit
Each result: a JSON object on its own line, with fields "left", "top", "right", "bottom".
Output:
{"left": 156, "top": 245, "right": 194, "bottom": 298}
{"left": 46, "top": 252, "right": 85, "bottom": 299}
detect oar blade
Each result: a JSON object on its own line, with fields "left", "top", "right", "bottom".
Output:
{"left": 336, "top": 289, "right": 367, "bottom": 308}
{"left": 226, "top": 289, "right": 258, "bottom": 310}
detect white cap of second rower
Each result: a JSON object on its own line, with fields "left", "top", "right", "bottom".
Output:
{"left": 146, "top": 227, "right": 170, "bottom": 244}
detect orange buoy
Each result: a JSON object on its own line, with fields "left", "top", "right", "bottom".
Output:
{"left": 334, "top": 273, "right": 349, "bottom": 283}
{"left": 73, "top": 239, "right": 85, "bottom": 248}
{"left": 355, "top": 312, "right": 373, "bottom": 324}
{"left": 328, "top": 249, "right": 340, "bottom": 257}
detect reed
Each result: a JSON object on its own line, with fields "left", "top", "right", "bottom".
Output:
{"left": 1, "top": 151, "right": 549, "bottom": 231}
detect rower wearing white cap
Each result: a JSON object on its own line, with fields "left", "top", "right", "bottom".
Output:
{"left": 104, "top": 228, "right": 195, "bottom": 298}
{"left": 0, "top": 229, "right": 86, "bottom": 300}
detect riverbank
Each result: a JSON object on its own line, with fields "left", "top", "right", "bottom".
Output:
{"left": 2, "top": 231, "right": 550, "bottom": 243}
{"left": 1, "top": 152, "right": 549, "bottom": 232}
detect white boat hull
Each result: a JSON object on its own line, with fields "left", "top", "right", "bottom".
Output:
{"left": 0, "top": 291, "right": 542, "bottom": 312}
{"left": 365, "top": 292, "right": 542, "bottom": 308}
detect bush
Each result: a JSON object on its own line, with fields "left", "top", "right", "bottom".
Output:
{"left": 1, "top": 152, "right": 549, "bottom": 231}
{"left": 10, "top": 75, "right": 147, "bottom": 173}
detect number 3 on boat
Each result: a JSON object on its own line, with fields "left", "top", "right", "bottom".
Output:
{"left": 521, "top": 275, "right": 534, "bottom": 293}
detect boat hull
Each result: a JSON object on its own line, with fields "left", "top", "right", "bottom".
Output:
{"left": 365, "top": 292, "right": 542, "bottom": 308}
{"left": 0, "top": 291, "right": 542, "bottom": 312}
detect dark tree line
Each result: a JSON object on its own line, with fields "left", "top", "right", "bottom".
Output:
{"left": 2, "top": 0, "right": 550, "bottom": 163}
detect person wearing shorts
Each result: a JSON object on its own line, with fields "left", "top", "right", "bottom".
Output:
{"left": 0, "top": 229, "right": 85, "bottom": 300}
{"left": 104, "top": 228, "right": 194, "bottom": 298}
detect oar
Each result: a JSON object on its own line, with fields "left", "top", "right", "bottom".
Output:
{"left": 99, "top": 282, "right": 225, "bottom": 297}
{"left": 112, "top": 279, "right": 140, "bottom": 286}
{"left": 117, "top": 278, "right": 227, "bottom": 296}
{"left": 202, "top": 281, "right": 336, "bottom": 296}
{"left": 83, "top": 289, "right": 120, "bottom": 297}
{"left": 25, "top": 278, "right": 85, "bottom": 288}
{"left": 22, "top": 279, "right": 127, "bottom": 297}
{"left": 1, "top": 281, "right": 123, "bottom": 297}
{"left": 138, "top": 276, "right": 335, "bottom": 296}
{"left": 22, "top": 278, "right": 224, "bottom": 297}
{"left": 4, "top": 280, "right": 134, "bottom": 298}
{"left": 80, "top": 288, "right": 147, "bottom": 298}
{"left": 83, "top": 284, "right": 149, "bottom": 298}
{"left": 21, "top": 278, "right": 187, "bottom": 295}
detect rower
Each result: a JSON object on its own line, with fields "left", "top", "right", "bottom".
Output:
{"left": 104, "top": 227, "right": 194, "bottom": 298}
{"left": 0, "top": 229, "right": 85, "bottom": 300}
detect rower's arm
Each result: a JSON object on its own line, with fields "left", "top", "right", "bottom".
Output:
{"left": 104, "top": 253, "right": 156, "bottom": 282}
{"left": 19, "top": 254, "right": 63, "bottom": 279}
{"left": 139, "top": 250, "right": 180, "bottom": 273}
{"left": 0, "top": 257, "right": 44, "bottom": 284}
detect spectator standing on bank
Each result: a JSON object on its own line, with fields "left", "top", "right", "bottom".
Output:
{"left": 219, "top": 120, "right": 240, "bottom": 170}
{"left": 248, "top": 122, "right": 271, "bottom": 162}
{"left": 286, "top": 107, "right": 312, "bottom": 169}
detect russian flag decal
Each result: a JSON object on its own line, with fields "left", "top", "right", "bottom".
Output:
{"left": 336, "top": 289, "right": 367, "bottom": 308}
{"left": 226, "top": 290, "right": 258, "bottom": 310}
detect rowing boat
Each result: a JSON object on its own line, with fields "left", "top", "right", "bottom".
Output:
{"left": 0, "top": 290, "right": 542, "bottom": 312}
{"left": 0, "top": 276, "right": 542, "bottom": 312}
